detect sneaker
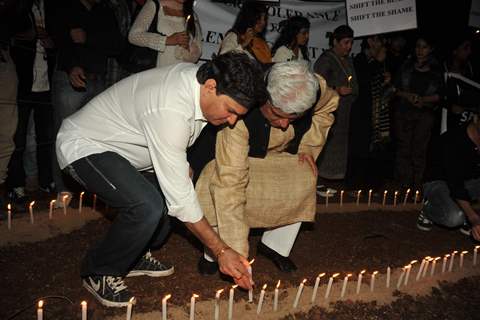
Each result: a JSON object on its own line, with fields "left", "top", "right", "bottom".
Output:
{"left": 316, "top": 185, "right": 336, "bottom": 197}
{"left": 82, "top": 275, "right": 135, "bottom": 307}
{"left": 127, "top": 250, "right": 174, "bottom": 277}
{"left": 416, "top": 213, "right": 433, "bottom": 231}
{"left": 55, "top": 191, "right": 72, "bottom": 208}
{"left": 460, "top": 221, "right": 472, "bottom": 236}
{"left": 7, "top": 187, "right": 29, "bottom": 213}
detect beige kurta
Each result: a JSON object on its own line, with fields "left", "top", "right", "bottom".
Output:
{"left": 195, "top": 75, "right": 339, "bottom": 256}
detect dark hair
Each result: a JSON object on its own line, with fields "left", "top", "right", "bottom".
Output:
{"left": 196, "top": 52, "right": 269, "bottom": 110}
{"left": 230, "top": 2, "right": 267, "bottom": 36}
{"left": 183, "top": 0, "right": 196, "bottom": 37}
{"left": 327, "top": 25, "right": 354, "bottom": 47}
{"left": 272, "top": 16, "right": 310, "bottom": 60}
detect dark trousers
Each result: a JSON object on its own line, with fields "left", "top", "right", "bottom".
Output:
{"left": 65, "top": 152, "right": 171, "bottom": 277}
{"left": 6, "top": 91, "right": 53, "bottom": 189}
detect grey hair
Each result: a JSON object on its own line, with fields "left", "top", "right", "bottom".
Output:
{"left": 266, "top": 61, "right": 319, "bottom": 114}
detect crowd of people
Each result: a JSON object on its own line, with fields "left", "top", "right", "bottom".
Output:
{"left": 1, "top": 0, "right": 479, "bottom": 308}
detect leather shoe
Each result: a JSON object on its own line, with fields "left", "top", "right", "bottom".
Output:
{"left": 197, "top": 256, "right": 218, "bottom": 275}
{"left": 257, "top": 242, "right": 297, "bottom": 272}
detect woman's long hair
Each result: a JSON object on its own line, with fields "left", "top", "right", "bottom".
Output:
{"left": 229, "top": 2, "right": 267, "bottom": 36}
{"left": 184, "top": 0, "right": 196, "bottom": 37}
{"left": 272, "top": 16, "right": 310, "bottom": 60}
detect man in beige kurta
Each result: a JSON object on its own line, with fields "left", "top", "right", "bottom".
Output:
{"left": 196, "top": 61, "right": 339, "bottom": 271}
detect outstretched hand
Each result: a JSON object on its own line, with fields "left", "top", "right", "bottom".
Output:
{"left": 217, "top": 248, "right": 253, "bottom": 289}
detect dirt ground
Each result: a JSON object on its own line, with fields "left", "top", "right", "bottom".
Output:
{"left": 1, "top": 193, "right": 479, "bottom": 320}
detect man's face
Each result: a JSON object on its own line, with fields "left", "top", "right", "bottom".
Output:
{"left": 261, "top": 101, "right": 301, "bottom": 130}
{"left": 200, "top": 79, "right": 248, "bottom": 126}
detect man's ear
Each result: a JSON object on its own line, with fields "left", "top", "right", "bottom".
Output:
{"left": 204, "top": 79, "right": 217, "bottom": 94}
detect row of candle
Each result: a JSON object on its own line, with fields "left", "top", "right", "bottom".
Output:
{"left": 36, "top": 246, "right": 479, "bottom": 320}
{"left": 324, "top": 188, "right": 421, "bottom": 207}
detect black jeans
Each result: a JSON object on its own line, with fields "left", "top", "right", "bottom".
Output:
{"left": 66, "top": 152, "right": 170, "bottom": 277}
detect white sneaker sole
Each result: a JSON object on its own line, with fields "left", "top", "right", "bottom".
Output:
{"left": 82, "top": 280, "right": 133, "bottom": 307}
{"left": 126, "top": 266, "right": 174, "bottom": 278}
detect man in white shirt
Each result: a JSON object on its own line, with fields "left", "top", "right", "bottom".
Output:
{"left": 56, "top": 52, "right": 267, "bottom": 307}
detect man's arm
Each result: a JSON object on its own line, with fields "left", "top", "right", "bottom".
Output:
{"left": 457, "top": 199, "right": 480, "bottom": 240}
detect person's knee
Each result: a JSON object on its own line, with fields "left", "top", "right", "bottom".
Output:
{"left": 443, "top": 209, "right": 465, "bottom": 228}
{"left": 132, "top": 197, "right": 166, "bottom": 225}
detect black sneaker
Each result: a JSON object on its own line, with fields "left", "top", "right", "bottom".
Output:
{"left": 82, "top": 275, "right": 134, "bottom": 307}
{"left": 257, "top": 242, "right": 297, "bottom": 273}
{"left": 460, "top": 221, "right": 472, "bottom": 236}
{"left": 127, "top": 250, "right": 174, "bottom": 277}
{"left": 197, "top": 256, "right": 219, "bottom": 275}
{"left": 7, "top": 187, "right": 29, "bottom": 213}
{"left": 416, "top": 213, "right": 433, "bottom": 231}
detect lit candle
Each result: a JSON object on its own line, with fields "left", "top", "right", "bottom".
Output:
{"left": 324, "top": 273, "right": 339, "bottom": 299}
{"left": 442, "top": 254, "right": 450, "bottom": 273}
{"left": 214, "top": 289, "right": 223, "bottom": 320}
{"left": 431, "top": 257, "right": 440, "bottom": 276}
{"left": 227, "top": 285, "right": 237, "bottom": 320}
{"left": 162, "top": 294, "right": 171, "bottom": 320}
{"left": 29, "top": 201, "right": 35, "bottom": 224}
{"left": 81, "top": 301, "right": 87, "bottom": 320}
{"left": 256, "top": 284, "right": 267, "bottom": 314}
{"left": 347, "top": 75, "right": 353, "bottom": 87}
{"left": 386, "top": 267, "right": 391, "bottom": 288}
{"left": 416, "top": 258, "right": 426, "bottom": 281}
{"left": 49, "top": 200, "right": 55, "bottom": 219}
{"left": 393, "top": 191, "right": 398, "bottom": 206}
{"left": 367, "top": 189, "right": 372, "bottom": 206}
{"left": 382, "top": 190, "right": 388, "bottom": 206}
{"left": 340, "top": 190, "right": 344, "bottom": 206}
{"left": 37, "top": 300, "right": 43, "bottom": 320}
{"left": 396, "top": 267, "right": 406, "bottom": 289}
{"left": 414, "top": 190, "right": 420, "bottom": 204}
{"left": 460, "top": 251, "right": 468, "bottom": 268}
{"left": 248, "top": 259, "right": 254, "bottom": 303}
{"left": 79, "top": 191, "right": 85, "bottom": 213}
{"left": 340, "top": 274, "right": 352, "bottom": 298}
{"left": 422, "top": 257, "right": 432, "bottom": 278}
{"left": 474, "top": 246, "right": 480, "bottom": 266}
{"left": 62, "top": 194, "right": 68, "bottom": 215}
{"left": 184, "top": 14, "right": 191, "bottom": 29}
{"left": 370, "top": 271, "right": 378, "bottom": 292}
{"left": 7, "top": 203, "right": 11, "bottom": 230}
{"left": 404, "top": 260, "right": 416, "bottom": 286}
{"left": 311, "top": 273, "right": 325, "bottom": 303}
{"left": 92, "top": 194, "right": 97, "bottom": 211}
{"left": 448, "top": 251, "right": 458, "bottom": 272}
{"left": 126, "top": 297, "right": 135, "bottom": 320}
{"left": 403, "top": 188, "right": 410, "bottom": 205}
{"left": 273, "top": 280, "right": 280, "bottom": 311}
{"left": 292, "top": 279, "right": 306, "bottom": 308}
{"left": 190, "top": 294, "right": 199, "bottom": 320}
{"left": 325, "top": 190, "right": 329, "bottom": 207}
{"left": 356, "top": 190, "right": 362, "bottom": 206}
{"left": 356, "top": 270, "right": 366, "bottom": 294}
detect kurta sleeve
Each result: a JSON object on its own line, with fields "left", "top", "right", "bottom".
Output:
{"left": 128, "top": 0, "right": 167, "bottom": 53}
{"left": 219, "top": 32, "right": 243, "bottom": 55}
{"left": 298, "top": 74, "right": 339, "bottom": 159}
{"left": 210, "top": 121, "right": 251, "bottom": 256}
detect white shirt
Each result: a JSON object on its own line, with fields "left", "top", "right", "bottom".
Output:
{"left": 272, "top": 45, "right": 305, "bottom": 63}
{"left": 56, "top": 63, "right": 207, "bottom": 223}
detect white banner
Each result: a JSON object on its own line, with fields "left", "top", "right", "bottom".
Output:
{"left": 194, "top": 0, "right": 347, "bottom": 62}
{"left": 346, "top": 0, "right": 417, "bottom": 37}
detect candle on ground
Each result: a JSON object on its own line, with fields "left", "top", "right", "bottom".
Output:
{"left": 49, "top": 200, "right": 55, "bottom": 219}
{"left": 442, "top": 254, "right": 450, "bottom": 273}
{"left": 474, "top": 245, "right": 480, "bottom": 266}
{"left": 393, "top": 191, "right": 399, "bottom": 206}
{"left": 386, "top": 267, "right": 391, "bottom": 288}
{"left": 92, "top": 194, "right": 97, "bottom": 211}
{"left": 37, "top": 300, "right": 43, "bottom": 320}
{"left": 256, "top": 284, "right": 267, "bottom": 314}
{"left": 273, "top": 280, "right": 281, "bottom": 311}
{"left": 416, "top": 259, "right": 426, "bottom": 281}
{"left": 356, "top": 270, "right": 366, "bottom": 294}
{"left": 370, "top": 271, "right": 378, "bottom": 292}
{"left": 340, "top": 274, "right": 352, "bottom": 298}
{"left": 29, "top": 201, "right": 35, "bottom": 224}
{"left": 324, "top": 273, "right": 339, "bottom": 299}
{"left": 396, "top": 267, "right": 406, "bottom": 289}
{"left": 292, "top": 279, "right": 306, "bottom": 308}
{"left": 403, "top": 188, "right": 410, "bottom": 205}
{"left": 340, "top": 190, "right": 344, "bottom": 206}
{"left": 7, "top": 203, "right": 11, "bottom": 230}
{"left": 311, "top": 273, "right": 325, "bottom": 303}
{"left": 79, "top": 191, "right": 85, "bottom": 213}
{"left": 422, "top": 257, "right": 432, "bottom": 278}
{"left": 227, "top": 285, "right": 237, "bottom": 320}
{"left": 81, "top": 301, "right": 87, "bottom": 320}
{"left": 382, "top": 190, "right": 388, "bottom": 206}
{"left": 62, "top": 194, "right": 68, "bottom": 215}
{"left": 162, "top": 294, "right": 171, "bottom": 320}
{"left": 367, "top": 189, "right": 372, "bottom": 206}
{"left": 460, "top": 251, "right": 468, "bottom": 268}
{"left": 325, "top": 190, "right": 329, "bottom": 207}
{"left": 404, "top": 260, "right": 416, "bottom": 286}
{"left": 449, "top": 251, "right": 458, "bottom": 272}
{"left": 431, "top": 257, "right": 440, "bottom": 276}
{"left": 356, "top": 190, "right": 362, "bottom": 206}
{"left": 214, "top": 289, "right": 224, "bottom": 320}
{"left": 414, "top": 190, "right": 420, "bottom": 204}
{"left": 190, "top": 294, "right": 199, "bottom": 320}
{"left": 247, "top": 259, "right": 255, "bottom": 302}
{"left": 126, "top": 297, "right": 135, "bottom": 320}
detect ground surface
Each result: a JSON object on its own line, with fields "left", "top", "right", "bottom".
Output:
{"left": 1, "top": 193, "right": 479, "bottom": 320}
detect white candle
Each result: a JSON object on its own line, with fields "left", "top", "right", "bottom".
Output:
{"left": 340, "top": 274, "right": 352, "bottom": 298}
{"left": 248, "top": 259, "right": 254, "bottom": 303}
{"left": 431, "top": 257, "right": 440, "bottom": 276}
{"left": 228, "top": 285, "right": 237, "bottom": 320}
{"left": 49, "top": 200, "right": 55, "bottom": 219}
{"left": 340, "top": 190, "right": 344, "bottom": 206}
{"left": 79, "top": 191, "right": 85, "bottom": 213}
{"left": 422, "top": 257, "right": 431, "bottom": 278}
{"left": 474, "top": 246, "right": 480, "bottom": 266}
{"left": 442, "top": 254, "right": 450, "bottom": 273}
{"left": 92, "top": 194, "right": 97, "bottom": 211}
{"left": 403, "top": 188, "right": 410, "bottom": 205}
{"left": 126, "top": 297, "right": 135, "bottom": 320}
{"left": 356, "top": 270, "right": 365, "bottom": 294}
{"left": 386, "top": 267, "right": 391, "bottom": 288}
{"left": 29, "top": 201, "right": 35, "bottom": 224}
{"left": 256, "top": 284, "right": 267, "bottom": 314}
{"left": 81, "top": 301, "right": 87, "bottom": 320}
{"left": 325, "top": 190, "right": 329, "bottom": 207}
{"left": 393, "top": 191, "right": 398, "bottom": 206}
{"left": 292, "top": 279, "right": 306, "bottom": 308}
{"left": 214, "top": 289, "right": 223, "bottom": 320}
{"left": 404, "top": 260, "right": 416, "bottom": 286}
{"left": 356, "top": 190, "right": 362, "bottom": 206}
{"left": 62, "top": 195, "right": 68, "bottom": 215}
{"left": 367, "top": 189, "right": 372, "bottom": 206}
{"left": 414, "top": 190, "right": 420, "bottom": 204}
{"left": 190, "top": 294, "right": 198, "bottom": 320}
{"left": 184, "top": 14, "right": 191, "bottom": 29}
{"left": 396, "top": 267, "right": 406, "bottom": 289}
{"left": 449, "top": 251, "right": 458, "bottom": 272}
{"left": 324, "top": 273, "right": 339, "bottom": 299}
{"left": 416, "top": 259, "right": 426, "bottom": 281}
{"left": 162, "top": 294, "right": 171, "bottom": 320}
{"left": 460, "top": 251, "right": 468, "bottom": 268}
{"left": 37, "top": 300, "right": 43, "bottom": 320}
{"left": 382, "top": 190, "right": 388, "bottom": 206}
{"left": 370, "top": 271, "right": 378, "bottom": 292}
{"left": 273, "top": 280, "right": 280, "bottom": 311}
{"left": 7, "top": 203, "right": 11, "bottom": 230}
{"left": 311, "top": 273, "right": 325, "bottom": 303}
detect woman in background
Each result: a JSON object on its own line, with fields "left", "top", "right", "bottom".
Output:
{"left": 271, "top": 16, "right": 310, "bottom": 63}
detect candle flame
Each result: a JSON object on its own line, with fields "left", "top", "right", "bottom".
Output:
{"left": 80, "top": 191, "right": 85, "bottom": 196}
{"left": 38, "top": 300, "right": 44, "bottom": 308}
{"left": 461, "top": 250, "right": 468, "bottom": 254}
{"left": 384, "top": 190, "right": 388, "bottom": 194}
{"left": 452, "top": 251, "right": 458, "bottom": 254}
{"left": 276, "top": 280, "right": 281, "bottom": 288}
{"left": 262, "top": 284, "right": 267, "bottom": 290}
{"left": 346, "top": 273, "right": 352, "bottom": 277}
{"left": 186, "top": 14, "right": 191, "bottom": 22}
{"left": 7, "top": 203, "right": 11, "bottom": 210}
{"left": 358, "top": 190, "right": 362, "bottom": 194}
{"left": 50, "top": 200, "right": 56, "bottom": 205}
{"left": 163, "top": 294, "right": 171, "bottom": 301}
{"left": 434, "top": 257, "right": 441, "bottom": 261}
{"left": 318, "top": 272, "right": 326, "bottom": 278}
{"left": 81, "top": 301, "right": 87, "bottom": 307}
{"left": 249, "top": 258, "right": 255, "bottom": 265}
{"left": 394, "top": 191, "right": 398, "bottom": 195}
{"left": 63, "top": 195, "right": 68, "bottom": 201}
{"left": 192, "top": 293, "right": 199, "bottom": 298}
{"left": 232, "top": 284, "right": 238, "bottom": 289}
{"left": 340, "top": 190, "right": 344, "bottom": 194}
{"left": 29, "top": 201, "right": 35, "bottom": 208}
{"left": 216, "top": 289, "right": 224, "bottom": 295}
{"left": 372, "top": 271, "right": 378, "bottom": 275}
{"left": 347, "top": 75, "right": 352, "bottom": 81}
{"left": 410, "top": 260, "right": 418, "bottom": 265}
{"left": 406, "top": 188, "right": 411, "bottom": 193}
{"left": 129, "top": 297, "right": 136, "bottom": 303}
{"left": 445, "top": 254, "right": 450, "bottom": 258}
{"left": 332, "top": 273, "right": 340, "bottom": 278}
{"left": 476, "top": 245, "right": 480, "bottom": 249}
{"left": 360, "top": 270, "right": 366, "bottom": 274}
